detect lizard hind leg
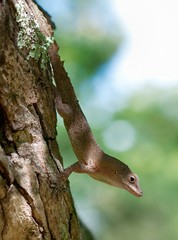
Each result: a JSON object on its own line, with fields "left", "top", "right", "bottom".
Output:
{"left": 54, "top": 87, "right": 73, "bottom": 119}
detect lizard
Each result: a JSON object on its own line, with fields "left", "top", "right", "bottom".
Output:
{"left": 49, "top": 43, "right": 143, "bottom": 197}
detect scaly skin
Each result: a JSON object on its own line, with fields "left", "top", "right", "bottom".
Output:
{"left": 48, "top": 42, "right": 142, "bottom": 197}
{"left": 55, "top": 90, "right": 143, "bottom": 197}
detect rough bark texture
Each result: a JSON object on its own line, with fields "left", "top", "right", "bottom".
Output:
{"left": 0, "top": 0, "right": 83, "bottom": 239}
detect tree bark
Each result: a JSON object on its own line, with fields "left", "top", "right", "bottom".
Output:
{"left": 0, "top": 0, "right": 83, "bottom": 239}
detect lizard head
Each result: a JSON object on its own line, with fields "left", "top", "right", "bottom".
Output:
{"left": 89, "top": 154, "right": 143, "bottom": 197}
{"left": 121, "top": 172, "right": 143, "bottom": 197}
{"left": 110, "top": 160, "right": 143, "bottom": 197}
{"left": 105, "top": 155, "right": 143, "bottom": 197}
{"left": 108, "top": 156, "right": 143, "bottom": 197}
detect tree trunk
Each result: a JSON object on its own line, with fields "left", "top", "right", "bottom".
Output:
{"left": 0, "top": 0, "right": 84, "bottom": 239}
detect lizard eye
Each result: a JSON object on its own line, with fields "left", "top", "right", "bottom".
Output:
{"left": 129, "top": 175, "right": 135, "bottom": 183}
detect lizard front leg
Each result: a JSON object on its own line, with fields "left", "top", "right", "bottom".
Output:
{"left": 61, "top": 160, "right": 99, "bottom": 182}
{"left": 66, "top": 160, "right": 98, "bottom": 173}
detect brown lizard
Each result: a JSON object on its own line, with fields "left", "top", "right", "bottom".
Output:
{"left": 49, "top": 43, "right": 143, "bottom": 197}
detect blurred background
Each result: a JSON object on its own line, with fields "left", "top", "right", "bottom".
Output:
{"left": 37, "top": 0, "right": 178, "bottom": 239}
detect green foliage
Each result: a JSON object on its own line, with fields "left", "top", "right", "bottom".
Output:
{"left": 56, "top": 33, "right": 121, "bottom": 86}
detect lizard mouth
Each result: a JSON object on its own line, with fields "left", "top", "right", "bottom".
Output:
{"left": 125, "top": 183, "right": 143, "bottom": 197}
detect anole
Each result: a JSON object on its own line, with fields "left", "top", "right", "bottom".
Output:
{"left": 49, "top": 43, "right": 143, "bottom": 197}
